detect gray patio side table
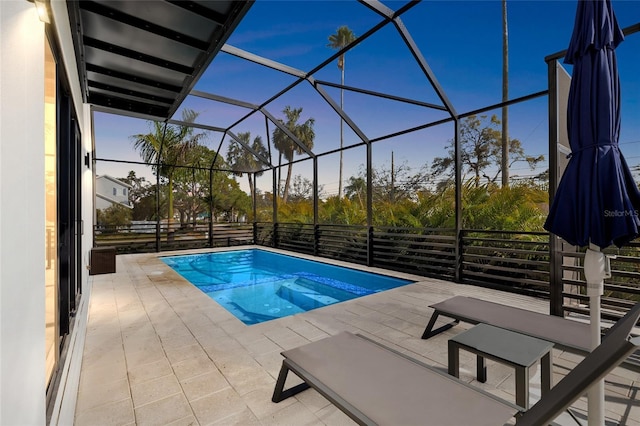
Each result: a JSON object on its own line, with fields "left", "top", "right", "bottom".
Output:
{"left": 447, "top": 323, "right": 553, "bottom": 409}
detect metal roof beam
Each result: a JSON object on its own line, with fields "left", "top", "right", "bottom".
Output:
{"left": 226, "top": 130, "right": 273, "bottom": 168}
{"left": 166, "top": 120, "right": 273, "bottom": 169}
{"left": 167, "top": 119, "right": 227, "bottom": 134}
{"left": 307, "top": 76, "right": 370, "bottom": 144}
{"left": 80, "top": 0, "right": 210, "bottom": 51}
{"left": 86, "top": 64, "right": 182, "bottom": 93}
{"left": 166, "top": 1, "right": 228, "bottom": 26}
{"left": 358, "top": 1, "right": 457, "bottom": 118}
{"left": 190, "top": 90, "right": 259, "bottom": 111}
{"left": 393, "top": 17, "right": 458, "bottom": 117}
{"left": 88, "top": 81, "right": 175, "bottom": 105}
{"left": 314, "top": 79, "right": 447, "bottom": 111}
{"left": 221, "top": 44, "right": 306, "bottom": 78}
{"left": 165, "top": 1, "right": 254, "bottom": 120}
{"left": 90, "top": 93, "right": 169, "bottom": 118}
{"left": 261, "top": 108, "right": 316, "bottom": 158}
{"left": 83, "top": 36, "right": 194, "bottom": 75}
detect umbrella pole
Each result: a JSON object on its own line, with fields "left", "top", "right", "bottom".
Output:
{"left": 588, "top": 293, "right": 604, "bottom": 426}
{"left": 584, "top": 244, "right": 609, "bottom": 426}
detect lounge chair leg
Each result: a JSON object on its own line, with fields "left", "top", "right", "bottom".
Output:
{"left": 272, "top": 362, "right": 311, "bottom": 403}
{"left": 515, "top": 365, "right": 529, "bottom": 409}
{"left": 476, "top": 355, "right": 486, "bottom": 383}
{"left": 541, "top": 351, "right": 552, "bottom": 397}
{"left": 448, "top": 340, "right": 460, "bottom": 378}
{"left": 421, "top": 311, "right": 460, "bottom": 339}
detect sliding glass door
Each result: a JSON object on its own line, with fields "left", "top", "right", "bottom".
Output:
{"left": 44, "top": 34, "right": 58, "bottom": 387}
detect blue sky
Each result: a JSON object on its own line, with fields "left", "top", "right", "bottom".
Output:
{"left": 95, "top": 0, "right": 640, "bottom": 195}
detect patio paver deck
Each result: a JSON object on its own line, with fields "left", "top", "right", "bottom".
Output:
{"left": 74, "top": 247, "right": 640, "bottom": 425}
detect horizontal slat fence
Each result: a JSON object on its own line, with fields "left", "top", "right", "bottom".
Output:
{"left": 274, "top": 223, "right": 315, "bottom": 255}
{"left": 317, "top": 224, "right": 369, "bottom": 265}
{"left": 559, "top": 240, "right": 640, "bottom": 320}
{"left": 460, "top": 230, "right": 551, "bottom": 297}
{"left": 372, "top": 227, "right": 457, "bottom": 278}
{"left": 95, "top": 222, "right": 253, "bottom": 253}
{"left": 95, "top": 223, "right": 161, "bottom": 253}
{"left": 97, "top": 221, "right": 640, "bottom": 319}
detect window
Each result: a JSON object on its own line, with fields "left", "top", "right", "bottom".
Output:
{"left": 113, "top": 187, "right": 116, "bottom": 196}
{"left": 123, "top": 188, "right": 127, "bottom": 196}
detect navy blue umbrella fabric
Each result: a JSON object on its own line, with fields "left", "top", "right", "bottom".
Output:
{"left": 544, "top": 0, "right": 640, "bottom": 249}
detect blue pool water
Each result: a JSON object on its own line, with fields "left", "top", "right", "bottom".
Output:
{"left": 161, "top": 249, "right": 413, "bottom": 325}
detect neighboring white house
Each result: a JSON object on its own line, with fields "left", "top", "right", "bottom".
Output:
{"left": 95, "top": 175, "right": 132, "bottom": 210}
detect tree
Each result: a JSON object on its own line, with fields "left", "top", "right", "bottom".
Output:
{"left": 120, "top": 170, "right": 145, "bottom": 205}
{"left": 272, "top": 106, "right": 315, "bottom": 203}
{"left": 130, "top": 109, "right": 206, "bottom": 224}
{"left": 328, "top": 25, "right": 356, "bottom": 199}
{"left": 119, "top": 170, "right": 158, "bottom": 220}
{"left": 372, "top": 161, "right": 429, "bottom": 203}
{"left": 319, "top": 196, "right": 366, "bottom": 225}
{"left": 462, "top": 183, "right": 547, "bottom": 231}
{"left": 430, "top": 114, "right": 544, "bottom": 189}
{"left": 206, "top": 176, "right": 251, "bottom": 222}
{"left": 226, "top": 132, "right": 269, "bottom": 196}
{"left": 287, "top": 175, "right": 323, "bottom": 202}
{"left": 344, "top": 176, "right": 366, "bottom": 209}
{"left": 349, "top": 161, "right": 429, "bottom": 205}
{"left": 254, "top": 189, "right": 275, "bottom": 222}
{"left": 277, "top": 176, "right": 319, "bottom": 224}
{"left": 96, "top": 204, "right": 132, "bottom": 228}
{"left": 173, "top": 144, "right": 215, "bottom": 227}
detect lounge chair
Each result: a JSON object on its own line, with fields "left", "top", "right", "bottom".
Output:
{"left": 421, "top": 295, "right": 640, "bottom": 372}
{"left": 272, "top": 303, "right": 640, "bottom": 426}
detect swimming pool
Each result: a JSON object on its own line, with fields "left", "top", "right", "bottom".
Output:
{"left": 161, "top": 249, "right": 413, "bottom": 325}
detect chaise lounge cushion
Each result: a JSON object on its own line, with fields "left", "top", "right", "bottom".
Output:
{"left": 274, "top": 302, "right": 640, "bottom": 426}
{"left": 426, "top": 296, "right": 592, "bottom": 352}
{"left": 280, "top": 331, "right": 518, "bottom": 426}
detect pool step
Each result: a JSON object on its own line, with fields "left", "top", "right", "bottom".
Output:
{"left": 197, "top": 275, "right": 278, "bottom": 293}
{"left": 187, "top": 261, "right": 268, "bottom": 286}
{"left": 277, "top": 281, "right": 340, "bottom": 310}
{"left": 295, "top": 273, "right": 374, "bottom": 296}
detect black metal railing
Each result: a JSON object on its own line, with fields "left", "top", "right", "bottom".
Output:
{"left": 558, "top": 240, "right": 640, "bottom": 320}
{"left": 317, "top": 224, "right": 369, "bottom": 265}
{"left": 96, "top": 221, "right": 640, "bottom": 318}
{"left": 460, "top": 229, "right": 550, "bottom": 297}
{"left": 372, "top": 226, "right": 457, "bottom": 278}
{"left": 94, "top": 222, "right": 253, "bottom": 253}
{"left": 255, "top": 222, "right": 640, "bottom": 317}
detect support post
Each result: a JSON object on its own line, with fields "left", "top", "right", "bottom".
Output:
{"left": 366, "top": 143, "right": 373, "bottom": 267}
{"left": 367, "top": 226, "right": 374, "bottom": 267}
{"left": 208, "top": 169, "right": 214, "bottom": 248}
{"left": 155, "top": 123, "right": 168, "bottom": 252}
{"left": 313, "top": 157, "right": 318, "bottom": 251}
{"left": 546, "top": 56, "right": 563, "bottom": 317}
{"left": 453, "top": 118, "right": 462, "bottom": 282}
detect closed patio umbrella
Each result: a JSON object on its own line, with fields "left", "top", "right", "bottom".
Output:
{"left": 544, "top": 0, "right": 640, "bottom": 424}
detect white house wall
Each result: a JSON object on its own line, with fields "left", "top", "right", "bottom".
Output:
{"left": 0, "top": 2, "right": 48, "bottom": 424}
{"left": 1, "top": 1, "right": 95, "bottom": 424}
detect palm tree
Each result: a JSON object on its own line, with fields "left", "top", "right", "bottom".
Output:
{"left": 344, "top": 176, "right": 366, "bottom": 208}
{"left": 226, "top": 132, "right": 269, "bottom": 196}
{"left": 501, "top": 0, "right": 510, "bottom": 187}
{"left": 327, "top": 25, "right": 356, "bottom": 199}
{"left": 131, "top": 109, "right": 205, "bottom": 224}
{"left": 272, "top": 106, "right": 315, "bottom": 203}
